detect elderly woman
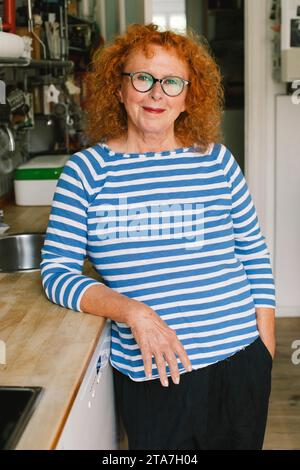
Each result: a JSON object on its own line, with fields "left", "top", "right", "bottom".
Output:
{"left": 41, "top": 24, "right": 276, "bottom": 450}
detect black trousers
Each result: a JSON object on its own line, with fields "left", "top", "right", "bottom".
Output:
{"left": 113, "top": 336, "right": 273, "bottom": 450}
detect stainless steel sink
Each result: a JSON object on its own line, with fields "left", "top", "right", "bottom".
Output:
{"left": 0, "top": 386, "right": 43, "bottom": 449}
{"left": 0, "top": 233, "right": 45, "bottom": 273}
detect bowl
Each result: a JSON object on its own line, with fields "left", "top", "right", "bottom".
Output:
{"left": 0, "top": 233, "right": 45, "bottom": 273}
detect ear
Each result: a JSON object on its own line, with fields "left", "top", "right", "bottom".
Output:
{"left": 118, "top": 88, "right": 124, "bottom": 103}
{"left": 181, "top": 93, "right": 189, "bottom": 113}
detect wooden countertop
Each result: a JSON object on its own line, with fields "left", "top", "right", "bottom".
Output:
{"left": 0, "top": 201, "right": 106, "bottom": 450}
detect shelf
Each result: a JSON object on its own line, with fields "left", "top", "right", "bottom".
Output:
{"left": 0, "top": 58, "right": 74, "bottom": 70}
{"left": 0, "top": 57, "right": 31, "bottom": 67}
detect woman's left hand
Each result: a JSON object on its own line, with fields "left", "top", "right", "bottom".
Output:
{"left": 256, "top": 307, "right": 276, "bottom": 359}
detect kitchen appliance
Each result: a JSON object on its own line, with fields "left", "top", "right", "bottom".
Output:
{"left": 0, "top": 386, "right": 43, "bottom": 450}
{"left": 14, "top": 153, "right": 69, "bottom": 205}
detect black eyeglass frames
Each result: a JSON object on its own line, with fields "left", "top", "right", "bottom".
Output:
{"left": 121, "top": 71, "right": 190, "bottom": 97}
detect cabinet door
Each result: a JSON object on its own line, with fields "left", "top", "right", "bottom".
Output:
{"left": 56, "top": 321, "right": 118, "bottom": 450}
{"left": 275, "top": 95, "right": 300, "bottom": 315}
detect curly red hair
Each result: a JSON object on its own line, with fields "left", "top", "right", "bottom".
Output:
{"left": 85, "top": 23, "right": 224, "bottom": 152}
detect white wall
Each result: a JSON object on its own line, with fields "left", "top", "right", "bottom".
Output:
{"left": 245, "top": 0, "right": 299, "bottom": 317}
{"left": 245, "top": 0, "right": 285, "bottom": 254}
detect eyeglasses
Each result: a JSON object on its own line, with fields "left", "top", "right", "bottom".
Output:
{"left": 121, "top": 71, "right": 190, "bottom": 97}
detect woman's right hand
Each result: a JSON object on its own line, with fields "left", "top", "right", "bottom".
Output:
{"left": 126, "top": 304, "right": 192, "bottom": 387}
{"left": 80, "top": 284, "right": 192, "bottom": 387}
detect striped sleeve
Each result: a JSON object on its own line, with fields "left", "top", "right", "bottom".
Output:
{"left": 40, "top": 153, "right": 101, "bottom": 312}
{"left": 220, "top": 146, "right": 276, "bottom": 308}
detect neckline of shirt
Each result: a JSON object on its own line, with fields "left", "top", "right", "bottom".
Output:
{"left": 98, "top": 142, "right": 213, "bottom": 158}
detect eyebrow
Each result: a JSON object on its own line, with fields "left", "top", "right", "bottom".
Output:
{"left": 124, "top": 71, "right": 189, "bottom": 79}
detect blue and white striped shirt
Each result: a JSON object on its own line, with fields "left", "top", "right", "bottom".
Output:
{"left": 41, "top": 142, "right": 276, "bottom": 381}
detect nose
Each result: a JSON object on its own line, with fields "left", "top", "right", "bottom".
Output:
{"left": 150, "top": 81, "right": 163, "bottom": 100}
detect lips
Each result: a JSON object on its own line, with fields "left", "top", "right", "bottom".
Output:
{"left": 143, "top": 107, "right": 165, "bottom": 114}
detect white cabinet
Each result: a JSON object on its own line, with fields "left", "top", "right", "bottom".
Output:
{"left": 56, "top": 320, "right": 118, "bottom": 450}
{"left": 275, "top": 95, "right": 300, "bottom": 316}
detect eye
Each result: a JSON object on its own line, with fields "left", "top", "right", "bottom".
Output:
{"left": 164, "top": 77, "right": 181, "bottom": 86}
{"left": 135, "top": 73, "right": 152, "bottom": 83}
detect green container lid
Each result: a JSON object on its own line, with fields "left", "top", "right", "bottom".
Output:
{"left": 14, "top": 154, "right": 70, "bottom": 181}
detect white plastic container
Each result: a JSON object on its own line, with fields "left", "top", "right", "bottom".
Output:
{"left": 0, "top": 32, "right": 25, "bottom": 58}
{"left": 14, "top": 154, "right": 69, "bottom": 206}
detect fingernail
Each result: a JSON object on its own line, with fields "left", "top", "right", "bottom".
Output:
{"left": 163, "top": 379, "right": 169, "bottom": 387}
{"left": 174, "top": 377, "right": 180, "bottom": 385}
{"left": 188, "top": 365, "right": 193, "bottom": 372}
